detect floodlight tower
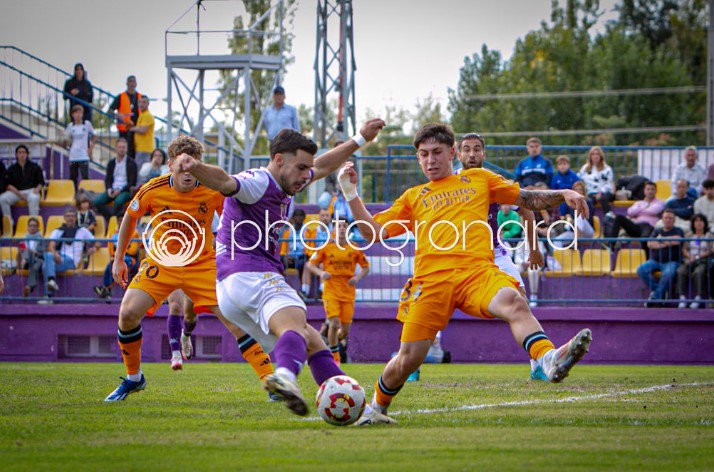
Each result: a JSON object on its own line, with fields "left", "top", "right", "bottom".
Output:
{"left": 314, "top": 0, "right": 357, "bottom": 148}
{"left": 165, "top": 0, "right": 286, "bottom": 171}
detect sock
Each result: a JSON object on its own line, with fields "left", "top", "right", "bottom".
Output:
{"left": 171, "top": 349, "right": 181, "bottom": 359}
{"left": 272, "top": 330, "right": 307, "bottom": 379}
{"left": 183, "top": 318, "right": 197, "bottom": 336}
{"left": 307, "top": 349, "right": 345, "bottom": 386}
{"left": 117, "top": 325, "right": 142, "bottom": 377}
{"left": 237, "top": 335, "right": 274, "bottom": 381}
{"left": 522, "top": 331, "right": 555, "bottom": 361}
{"left": 167, "top": 314, "right": 182, "bottom": 353}
{"left": 374, "top": 375, "right": 403, "bottom": 411}
{"left": 330, "top": 345, "right": 341, "bottom": 364}
{"left": 301, "top": 283, "right": 309, "bottom": 294}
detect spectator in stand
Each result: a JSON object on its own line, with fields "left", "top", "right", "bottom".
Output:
{"left": 15, "top": 216, "right": 46, "bottom": 297}
{"left": 76, "top": 194, "right": 97, "bottom": 234}
{"left": 0, "top": 159, "right": 6, "bottom": 227}
{"left": 676, "top": 214, "right": 713, "bottom": 309}
{"left": 108, "top": 75, "right": 142, "bottom": 158}
{"left": 637, "top": 209, "right": 684, "bottom": 307}
{"left": 64, "top": 104, "right": 96, "bottom": 192}
{"left": 263, "top": 86, "right": 300, "bottom": 142}
{"left": 553, "top": 180, "right": 595, "bottom": 248}
{"left": 137, "top": 149, "right": 170, "bottom": 186}
{"left": 664, "top": 179, "right": 695, "bottom": 232}
{"left": 497, "top": 204, "right": 522, "bottom": 241}
{"left": 41, "top": 205, "right": 95, "bottom": 303}
{"left": 63, "top": 63, "right": 93, "bottom": 123}
{"left": 515, "top": 137, "right": 553, "bottom": 188}
{"left": 605, "top": 181, "right": 663, "bottom": 254}
{"left": 129, "top": 96, "right": 155, "bottom": 170}
{"left": 550, "top": 155, "right": 580, "bottom": 190}
{"left": 578, "top": 146, "right": 615, "bottom": 219}
{"left": 93, "top": 138, "right": 137, "bottom": 220}
{"left": 94, "top": 214, "right": 139, "bottom": 300}
{"left": 671, "top": 146, "right": 706, "bottom": 198}
{"left": 0, "top": 145, "right": 45, "bottom": 226}
{"left": 694, "top": 179, "right": 714, "bottom": 224}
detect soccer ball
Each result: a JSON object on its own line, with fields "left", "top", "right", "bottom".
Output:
{"left": 315, "top": 375, "right": 366, "bottom": 426}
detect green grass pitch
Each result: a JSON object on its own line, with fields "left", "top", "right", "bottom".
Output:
{"left": 1, "top": 362, "right": 713, "bottom": 471}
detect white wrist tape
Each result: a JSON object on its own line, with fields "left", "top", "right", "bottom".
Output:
{"left": 351, "top": 132, "right": 367, "bottom": 147}
{"left": 337, "top": 167, "right": 359, "bottom": 202}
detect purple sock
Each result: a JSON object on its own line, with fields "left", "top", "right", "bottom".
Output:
{"left": 308, "top": 349, "right": 345, "bottom": 386}
{"left": 167, "top": 314, "right": 182, "bottom": 352}
{"left": 272, "top": 330, "right": 307, "bottom": 378}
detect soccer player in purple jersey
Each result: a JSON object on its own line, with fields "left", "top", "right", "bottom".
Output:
{"left": 174, "top": 119, "right": 395, "bottom": 423}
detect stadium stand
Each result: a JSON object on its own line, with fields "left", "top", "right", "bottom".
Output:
{"left": 42, "top": 180, "right": 75, "bottom": 206}
{"left": 43, "top": 215, "right": 64, "bottom": 237}
{"left": 612, "top": 248, "right": 647, "bottom": 278}
{"left": 13, "top": 215, "right": 44, "bottom": 238}
{"left": 84, "top": 247, "right": 110, "bottom": 276}
{"left": 93, "top": 216, "right": 106, "bottom": 239}
{"left": 1, "top": 246, "right": 17, "bottom": 276}
{"left": 78, "top": 179, "right": 106, "bottom": 194}
{"left": 580, "top": 249, "right": 612, "bottom": 276}
{"left": 548, "top": 249, "right": 581, "bottom": 277}
{"left": 655, "top": 179, "right": 672, "bottom": 201}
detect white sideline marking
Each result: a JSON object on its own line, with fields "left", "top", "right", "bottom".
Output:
{"left": 391, "top": 382, "right": 712, "bottom": 417}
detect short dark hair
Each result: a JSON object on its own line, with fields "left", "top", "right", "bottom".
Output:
{"left": 691, "top": 213, "right": 709, "bottom": 233}
{"left": 152, "top": 148, "right": 167, "bottom": 165}
{"left": 702, "top": 179, "right": 714, "bottom": 189}
{"left": 270, "top": 129, "right": 318, "bottom": 159}
{"left": 168, "top": 135, "right": 203, "bottom": 160}
{"left": 662, "top": 208, "right": 676, "bottom": 217}
{"left": 15, "top": 144, "right": 29, "bottom": 156}
{"left": 459, "top": 132, "right": 485, "bottom": 149}
{"left": 70, "top": 104, "right": 84, "bottom": 114}
{"left": 293, "top": 209, "right": 306, "bottom": 218}
{"left": 644, "top": 181, "right": 656, "bottom": 189}
{"left": 413, "top": 123, "right": 455, "bottom": 150}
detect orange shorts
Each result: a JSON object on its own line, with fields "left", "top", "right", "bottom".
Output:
{"left": 323, "top": 296, "right": 355, "bottom": 324}
{"left": 397, "top": 265, "right": 519, "bottom": 343}
{"left": 129, "top": 256, "right": 217, "bottom": 315}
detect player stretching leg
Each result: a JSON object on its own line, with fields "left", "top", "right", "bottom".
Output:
{"left": 105, "top": 136, "right": 273, "bottom": 401}
{"left": 457, "top": 132, "right": 549, "bottom": 381}
{"left": 306, "top": 216, "right": 369, "bottom": 365}
{"left": 339, "top": 123, "right": 592, "bottom": 424}
{"left": 175, "top": 120, "right": 394, "bottom": 421}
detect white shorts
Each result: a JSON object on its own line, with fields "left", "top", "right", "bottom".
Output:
{"left": 494, "top": 248, "right": 525, "bottom": 287}
{"left": 216, "top": 272, "right": 306, "bottom": 353}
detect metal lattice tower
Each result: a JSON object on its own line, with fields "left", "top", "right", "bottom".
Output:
{"left": 165, "top": 0, "right": 286, "bottom": 171}
{"left": 313, "top": 0, "right": 357, "bottom": 148}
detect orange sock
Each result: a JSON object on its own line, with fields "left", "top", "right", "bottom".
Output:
{"left": 238, "top": 335, "right": 274, "bottom": 381}
{"left": 374, "top": 376, "right": 403, "bottom": 410}
{"left": 523, "top": 331, "right": 555, "bottom": 361}
{"left": 117, "top": 326, "right": 143, "bottom": 375}
{"left": 331, "top": 349, "right": 341, "bottom": 365}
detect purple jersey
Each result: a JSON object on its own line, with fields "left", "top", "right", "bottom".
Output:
{"left": 215, "top": 167, "right": 313, "bottom": 281}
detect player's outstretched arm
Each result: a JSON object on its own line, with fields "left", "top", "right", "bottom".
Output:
{"left": 515, "top": 188, "right": 589, "bottom": 220}
{"left": 337, "top": 162, "right": 385, "bottom": 242}
{"left": 516, "top": 207, "right": 543, "bottom": 269}
{"left": 312, "top": 118, "right": 385, "bottom": 181}
{"left": 174, "top": 153, "right": 238, "bottom": 195}
{"left": 112, "top": 213, "right": 139, "bottom": 289}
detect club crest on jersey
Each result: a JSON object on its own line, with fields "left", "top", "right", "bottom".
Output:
{"left": 418, "top": 186, "right": 431, "bottom": 197}
{"left": 129, "top": 199, "right": 139, "bottom": 211}
{"left": 198, "top": 202, "right": 208, "bottom": 214}
{"left": 460, "top": 175, "right": 471, "bottom": 183}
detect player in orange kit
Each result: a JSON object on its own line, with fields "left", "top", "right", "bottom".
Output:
{"left": 104, "top": 135, "right": 273, "bottom": 401}
{"left": 306, "top": 216, "right": 369, "bottom": 364}
{"left": 338, "top": 123, "right": 593, "bottom": 425}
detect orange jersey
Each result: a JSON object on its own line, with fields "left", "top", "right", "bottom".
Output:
{"left": 374, "top": 168, "right": 520, "bottom": 277}
{"left": 126, "top": 174, "right": 224, "bottom": 266}
{"left": 310, "top": 241, "right": 369, "bottom": 301}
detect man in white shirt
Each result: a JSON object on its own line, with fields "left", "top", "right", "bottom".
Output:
{"left": 671, "top": 146, "right": 706, "bottom": 198}
{"left": 93, "top": 138, "right": 138, "bottom": 219}
{"left": 694, "top": 179, "right": 714, "bottom": 224}
{"left": 263, "top": 86, "right": 300, "bottom": 141}
{"left": 43, "top": 205, "right": 95, "bottom": 297}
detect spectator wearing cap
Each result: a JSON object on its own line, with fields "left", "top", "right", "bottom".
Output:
{"left": 263, "top": 85, "right": 300, "bottom": 141}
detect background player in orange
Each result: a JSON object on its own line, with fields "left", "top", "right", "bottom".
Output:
{"left": 105, "top": 135, "right": 273, "bottom": 401}
{"left": 338, "top": 123, "right": 592, "bottom": 424}
{"left": 306, "top": 216, "right": 369, "bottom": 364}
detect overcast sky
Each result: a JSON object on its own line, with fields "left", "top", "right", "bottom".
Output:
{"left": 0, "top": 0, "right": 618, "bottom": 123}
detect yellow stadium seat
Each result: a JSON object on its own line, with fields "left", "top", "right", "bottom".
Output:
{"left": 14, "top": 215, "right": 44, "bottom": 238}
{"left": 43, "top": 180, "right": 75, "bottom": 206}
{"left": 655, "top": 179, "right": 672, "bottom": 201}
{"left": 78, "top": 179, "right": 106, "bottom": 194}
{"left": 548, "top": 249, "right": 581, "bottom": 277}
{"left": 1, "top": 246, "right": 18, "bottom": 275}
{"left": 2, "top": 215, "right": 11, "bottom": 237}
{"left": 305, "top": 214, "right": 319, "bottom": 223}
{"left": 44, "top": 215, "right": 65, "bottom": 238}
{"left": 105, "top": 216, "right": 119, "bottom": 238}
{"left": 84, "top": 247, "right": 110, "bottom": 276}
{"left": 612, "top": 200, "right": 635, "bottom": 208}
{"left": 612, "top": 248, "right": 647, "bottom": 278}
{"left": 94, "top": 216, "right": 106, "bottom": 239}
{"left": 580, "top": 249, "right": 612, "bottom": 276}
{"left": 592, "top": 215, "right": 601, "bottom": 239}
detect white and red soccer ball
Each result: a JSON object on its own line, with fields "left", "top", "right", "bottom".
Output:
{"left": 315, "top": 375, "right": 366, "bottom": 426}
